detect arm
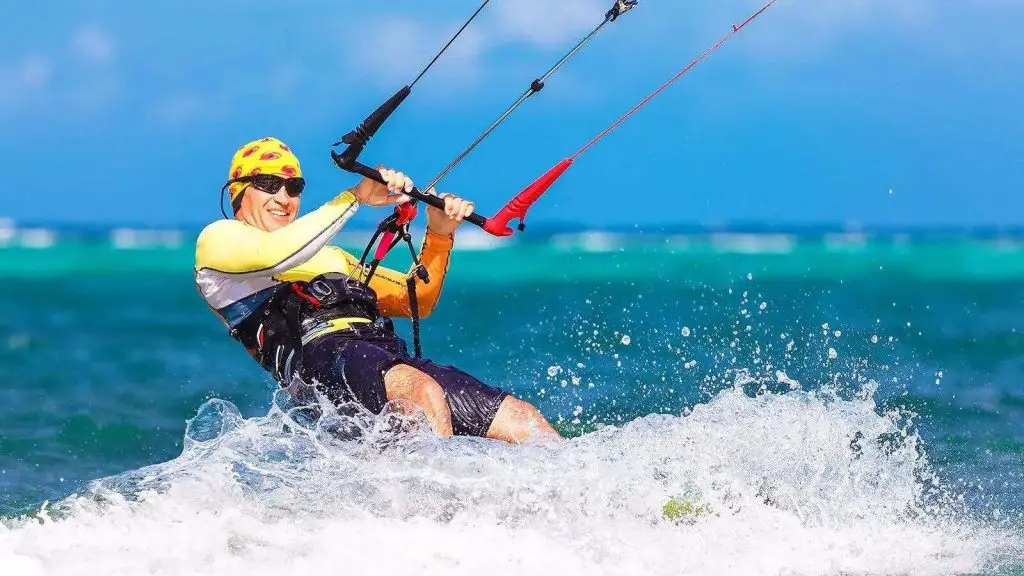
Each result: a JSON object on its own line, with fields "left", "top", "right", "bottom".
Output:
{"left": 195, "top": 192, "right": 358, "bottom": 277}
{"left": 361, "top": 229, "right": 454, "bottom": 319}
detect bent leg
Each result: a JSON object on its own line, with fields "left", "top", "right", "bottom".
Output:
{"left": 383, "top": 364, "right": 454, "bottom": 437}
{"left": 485, "top": 396, "right": 562, "bottom": 444}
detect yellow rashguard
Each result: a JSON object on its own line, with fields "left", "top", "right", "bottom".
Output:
{"left": 194, "top": 191, "right": 453, "bottom": 329}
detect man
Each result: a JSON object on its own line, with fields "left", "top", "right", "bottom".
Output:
{"left": 195, "top": 137, "right": 560, "bottom": 443}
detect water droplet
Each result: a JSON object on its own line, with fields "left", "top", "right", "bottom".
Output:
{"left": 828, "top": 348, "right": 838, "bottom": 360}
{"left": 681, "top": 326, "right": 691, "bottom": 337}
{"left": 621, "top": 335, "right": 631, "bottom": 345}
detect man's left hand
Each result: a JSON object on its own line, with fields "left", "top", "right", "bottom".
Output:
{"left": 426, "top": 189, "right": 475, "bottom": 237}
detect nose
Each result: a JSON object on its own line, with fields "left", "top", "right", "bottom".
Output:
{"left": 271, "top": 186, "right": 290, "bottom": 203}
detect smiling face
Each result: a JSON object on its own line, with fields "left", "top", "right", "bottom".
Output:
{"left": 224, "top": 137, "right": 304, "bottom": 230}
{"left": 235, "top": 178, "right": 301, "bottom": 232}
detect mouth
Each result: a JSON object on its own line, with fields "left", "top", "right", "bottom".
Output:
{"left": 266, "top": 207, "right": 291, "bottom": 222}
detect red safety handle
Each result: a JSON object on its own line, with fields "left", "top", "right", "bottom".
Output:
{"left": 483, "top": 158, "right": 574, "bottom": 237}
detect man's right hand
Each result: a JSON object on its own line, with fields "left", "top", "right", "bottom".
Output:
{"left": 352, "top": 167, "right": 413, "bottom": 207}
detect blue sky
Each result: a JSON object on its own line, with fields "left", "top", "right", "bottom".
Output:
{"left": 2, "top": 0, "right": 1022, "bottom": 229}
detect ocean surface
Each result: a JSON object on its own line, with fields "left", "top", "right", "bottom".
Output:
{"left": 1, "top": 226, "right": 1023, "bottom": 575}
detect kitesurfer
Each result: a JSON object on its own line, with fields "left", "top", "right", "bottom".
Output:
{"left": 194, "top": 137, "right": 561, "bottom": 443}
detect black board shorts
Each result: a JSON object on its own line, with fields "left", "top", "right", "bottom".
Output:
{"left": 298, "top": 333, "right": 510, "bottom": 437}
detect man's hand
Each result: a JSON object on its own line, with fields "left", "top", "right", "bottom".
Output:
{"left": 426, "top": 189, "right": 475, "bottom": 237}
{"left": 352, "top": 167, "right": 413, "bottom": 207}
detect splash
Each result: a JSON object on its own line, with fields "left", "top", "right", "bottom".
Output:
{"left": 1, "top": 383, "right": 1021, "bottom": 576}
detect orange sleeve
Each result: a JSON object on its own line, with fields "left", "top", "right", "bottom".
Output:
{"left": 368, "top": 229, "right": 454, "bottom": 319}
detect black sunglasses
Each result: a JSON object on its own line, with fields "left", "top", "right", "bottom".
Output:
{"left": 230, "top": 174, "right": 306, "bottom": 197}
{"left": 219, "top": 174, "right": 307, "bottom": 219}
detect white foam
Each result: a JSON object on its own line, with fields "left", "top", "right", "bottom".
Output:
{"left": 110, "top": 229, "right": 184, "bottom": 249}
{"left": 16, "top": 229, "right": 56, "bottom": 249}
{"left": 450, "top": 228, "right": 505, "bottom": 252}
{"left": 0, "top": 218, "right": 14, "bottom": 246}
{"left": 551, "top": 232, "right": 624, "bottom": 253}
{"left": 1, "top": 385, "right": 1020, "bottom": 576}
{"left": 711, "top": 233, "right": 795, "bottom": 254}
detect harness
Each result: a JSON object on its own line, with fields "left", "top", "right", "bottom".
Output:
{"left": 229, "top": 273, "right": 400, "bottom": 385}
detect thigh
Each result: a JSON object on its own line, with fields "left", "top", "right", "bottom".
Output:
{"left": 300, "top": 336, "right": 406, "bottom": 414}
{"left": 411, "top": 361, "right": 510, "bottom": 437}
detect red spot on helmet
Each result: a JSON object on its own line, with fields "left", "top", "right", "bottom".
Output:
{"left": 248, "top": 167, "right": 262, "bottom": 176}
{"left": 232, "top": 167, "right": 243, "bottom": 179}
{"left": 260, "top": 152, "right": 281, "bottom": 161}
{"left": 279, "top": 144, "right": 291, "bottom": 152}
{"left": 260, "top": 137, "right": 273, "bottom": 142}
{"left": 242, "top": 146, "right": 260, "bottom": 158}
{"left": 280, "top": 165, "right": 297, "bottom": 176}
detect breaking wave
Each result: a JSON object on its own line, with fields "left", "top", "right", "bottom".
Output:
{"left": 2, "top": 378, "right": 1021, "bottom": 576}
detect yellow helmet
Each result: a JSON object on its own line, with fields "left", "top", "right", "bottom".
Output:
{"left": 221, "top": 137, "right": 304, "bottom": 216}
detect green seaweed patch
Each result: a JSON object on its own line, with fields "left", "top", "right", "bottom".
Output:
{"left": 662, "top": 496, "right": 711, "bottom": 523}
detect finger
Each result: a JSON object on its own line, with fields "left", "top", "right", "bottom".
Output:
{"left": 389, "top": 171, "right": 411, "bottom": 193}
{"left": 451, "top": 199, "right": 467, "bottom": 220}
{"left": 384, "top": 170, "right": 400, "bottom": 193}
{"left": 460, "top": 202, "right": 475, "bottom": 220}
{"left": 444, "top": 196, "right": 456, "bottom": 217}
{"left": 377, "top": 168, "right": 392, "bottom": 190}
{"left": 452, "top": 200, "right": 469, "bottom": 222}
{"left": 384, "top": 192, "right": 410, "bottom": 205}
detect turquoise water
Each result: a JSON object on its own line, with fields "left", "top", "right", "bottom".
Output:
{"left": 1, "top": 232, "right": 1023, "bottom": 574}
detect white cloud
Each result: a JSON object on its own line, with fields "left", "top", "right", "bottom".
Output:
{"left": 490, "top": 0, "right": 605, "bottom": 48}
{"left": 349, "top": 18, "right": 449, "bottom": 85}
{"left": 19, "top": 55, "right": 54, "bottom": 88}
{"left": 0, "top": 26, "right": 119, "bottom": 117}
{"left": 342, "top": 1, "right": 614, "bottom": 89}
{"left": 345, "top": 16, "right": 487, "bottom": 88}
{"left": 0, "top": 55, "right": 54, "bottom": 110}
{"left": 70, "top": 27, "right": 115, "bottom": 65}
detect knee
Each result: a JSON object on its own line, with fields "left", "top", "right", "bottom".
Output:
{"left": 501, "top": 397, "right": 543, "bottom": 424}
{"left": 385, "top": 364, "right": 449, "bottom": 415}
{"left": 487, "top": 397, "right": 561, "bottom": 443}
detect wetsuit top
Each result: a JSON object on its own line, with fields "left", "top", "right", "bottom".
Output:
{"left": 193, "top": 190, "right": 454, "bottom": 334}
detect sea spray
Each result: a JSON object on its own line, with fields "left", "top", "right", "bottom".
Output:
{"left": 2, "top": 379, "right": 1020, "bottom": 575}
